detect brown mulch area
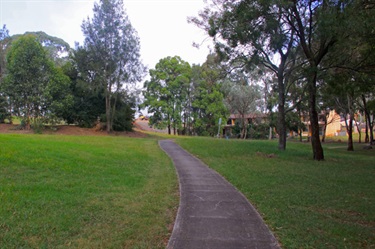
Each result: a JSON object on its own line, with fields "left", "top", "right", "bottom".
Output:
{"left": 0, "top": 123, "right": 149, "bottom": 138}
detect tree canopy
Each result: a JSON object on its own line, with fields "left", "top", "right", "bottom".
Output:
{"left": 2, "top": 34, "right": 72, "bottom": 128}
{"left": 81, "top": 0, "right": 145, "bottom": 132}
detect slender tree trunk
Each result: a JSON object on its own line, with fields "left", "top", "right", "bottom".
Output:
{"left": 167, "top": 113, "right": 171, "bottom": 135}
{"left": 364, "top": 115, "right": 369, "bottom": 143}
{"left": 105, "top": 94, "right": 111, "bottom": 133}
{"left": 8, "top": 97, "right": 13, "bottom": 124}
{"left": 362, "top": 95, "right": 371, "bottom": 143}
{"left": 25, "top": 102, "right": 31, "bottom": 130}
{"left": 308, "top": 72, "right": 324, "bottom": 160}
{"left": 268, "top": 126, "right": 273, "bottom": 140}
{"left": 354, "top": 117, "right": 361, "bottom": 143}
{"left": 369, "top": 114, "right": 374, "bottom": 145}
{"left": 321, "top": 124, "right": 327, "bottom": 143}
{"left": 321, "top": 111, "right": 328, "bottom": 143}
{"left": 109, "top": 90, "right": 119, "bottom": 132}
{"left": 243, "top": 119, "right": 248, "bottom": 139}
{"left": 346, "top": 114, "right": 354, "bottom": 151}
{"left": 277, "top": 75, "right": 286, "bottom": 150}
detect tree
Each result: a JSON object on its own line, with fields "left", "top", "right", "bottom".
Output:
{"left": 285, "top": 1, "right": 360, "bottom": 160}
{"left": 223, "top": 73, "right": 262, "bottom": 139}
{"left": 63, "top": 46, "right": 107, "bottom": 127}
{"left": 2, "top": 35, "right": 72, "bottom": 129}
{"left": 190, "top": 0, "right": 300, "bottom": 150}
{"left": 11, "top": 31, "right": 71, "bottom": 66}
{"left": 0, "top": 25, "right": 10, "bottom": 123}
{"left": 143, "top": 56, "right": 191, "bottom": 135}
{"left": 81, "top": 0, "right": 144, "bottom": 132}
{"left": 190, "top": 54, "right": 228, "bottom": 136}
{"left": 0, "top": 25, "right": 10, "bottom": 79}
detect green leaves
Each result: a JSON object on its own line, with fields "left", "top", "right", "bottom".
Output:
{"left": 2, "top": 34, "right": 74, "bottom": 127}
{"left": 81, "top": 0, "right": 145, "bottom": 131}
{"left": 143, "top": 56, "right": 191, "bottom": 134}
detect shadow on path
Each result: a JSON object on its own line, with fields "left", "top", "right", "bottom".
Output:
{"left": 159, "top": 140, "right": 280, "bottom": 249}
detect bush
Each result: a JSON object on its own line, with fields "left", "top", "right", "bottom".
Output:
{"left": 31, "top": 117, "right": 45, "bottom": 134}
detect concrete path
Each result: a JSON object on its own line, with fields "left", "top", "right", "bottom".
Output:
{"left": 159, "top": 140, "right": 280, "bottom": 249}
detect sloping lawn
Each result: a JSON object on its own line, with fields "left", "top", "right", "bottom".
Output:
{"left": 176, "top": 137, "right": 375, "bottom": 249}
{"left": 0, "top": 134, "right": 178, "bottom": 248}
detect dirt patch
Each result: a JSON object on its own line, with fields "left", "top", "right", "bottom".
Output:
{"left": 134, "top": 119, "right": 168, "bottom": 134}
{"left": 0, "top": 123, "right": 148, "bottom": 138}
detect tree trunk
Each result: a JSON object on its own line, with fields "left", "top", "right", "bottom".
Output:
{"left": 109, "top": 91, "right": 118, "bottom": 132}
{"left": 354, "top": 117, "right": 361, "bottom": 143}
{"left": 268, "top": 126, "right": 273, "bottom": 140}
{"left": 277, "top": 75, "right": 286, "bottom": 150}
{"left": 364, "top": 114, "right": 369, "bottom": 143}
{"left": 321, "top": 111, "right": 328, "bottom": 143}
{"left": 167, "top": 113, "right": 171, "bottom": 135}
{"left": 8, "top": 97, "right": 13, "bottom": 124}
{"left": 321, "top": 124, "right": 327, "bottom": 143}
{"left": 362, "top": 95, "right": 373, "bottom": 144}
{"left": 346, "top": 114, "right": 354, "bottom": 151}
{"left": 369, "top": 114, "right": 374, "bottom": 145}
{"left": 308, "top": 73, "right": 324, "bottom": 160}
{"left": 105, "top": 95, "right": 111, "bottom": 133}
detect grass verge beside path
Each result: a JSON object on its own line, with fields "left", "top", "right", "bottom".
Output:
{"left": 175, "top": 137, "right": 375, "bottom": 249}
{"left": 0, "top": 134, "right": 178, "bottom": 248}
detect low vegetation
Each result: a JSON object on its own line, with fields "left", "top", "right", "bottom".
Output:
{"left": 175, "top": 137, "right": 375, "bottom": 248}
{"left": 1, "top": 129, "right": 374, "bottom": 248}
{"left": 0, "top": 134, "right": 178, "bottom": 248}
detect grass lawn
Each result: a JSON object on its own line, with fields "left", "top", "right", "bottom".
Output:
{"left": 175, "top": 137, "right": 375, "bottom": 249}
{"left": 0, "top": 134, "right": 178, "bottom": 248}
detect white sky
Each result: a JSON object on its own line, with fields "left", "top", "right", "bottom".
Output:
{"left": 0, "top": 0, "right": 212, "bottom": 70}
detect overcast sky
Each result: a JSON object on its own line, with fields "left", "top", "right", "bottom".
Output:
{"left": 0, "top": 0, "right": 212, "bottom": 70}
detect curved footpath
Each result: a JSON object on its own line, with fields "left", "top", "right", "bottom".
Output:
{"left": 159, "top": 140, "right": 280, "bottom": 249}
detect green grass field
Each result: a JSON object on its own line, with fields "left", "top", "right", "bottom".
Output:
{"left": 1, "top": 132, "right": 374, "bottom": 248}
{"left": 175, "top": 137, "right": 375, "bottom": 249}
{"left": 0, "top": 134, "right": 178, "bottom": 248}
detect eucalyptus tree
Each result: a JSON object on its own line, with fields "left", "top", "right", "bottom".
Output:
{"left": 143, "top": 56, "right": 191, "bottom": 135}
{"left": 321, "top": 1, "right": 375, "bottom": 145}
{"left": 190, "top": 0, "right": 300, "bottom": 150}
{"left": 285, "top": 1, "right": 363, "bottom": 160}
{"left": 81, "top": 0, "right": 145, "bottom": 132}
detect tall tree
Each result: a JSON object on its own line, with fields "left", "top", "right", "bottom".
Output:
{"left": 285, "top": 1, "right": 356, "bottom": 160}
{"left": 81, "top": 0, "right": 144, "bottom": 132}
{"left": 0, "top": 25, "right": 10, "bottom": 123}
{"left": 0, "top": 25, "right": 10, "bottom": 79}
{"left": 2, "top": 35, "right": 72, "bottom": 129}
{"left": 322, "top": 1, "right": 375, "bottom": 145}
{"left": 190, "top": 0, "right": 300, "bottom": 150}
{"left": 190, "top": 54, "right": 228, "bottom": 136}
{"left": 143, "top": 56, "right": 191, "bottom": 135}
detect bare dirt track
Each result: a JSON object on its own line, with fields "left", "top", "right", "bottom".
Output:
{"left": 133, "top": 119, "right": 168, "bottom": 134}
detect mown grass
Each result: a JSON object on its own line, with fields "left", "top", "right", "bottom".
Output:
{"left": 0, "top": 134, "right": 178, "bottom": 248}
{"left": 175, "top": 137, "right": 375, "bottom": 249}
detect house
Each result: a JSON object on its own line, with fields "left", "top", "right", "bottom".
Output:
{"left": 223, "top": 113, "right": 268, "bottom": 137}
{"left": 325, "top": 110, "right": 366, "bottom": 137}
